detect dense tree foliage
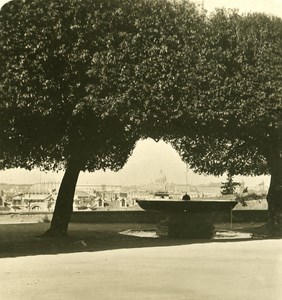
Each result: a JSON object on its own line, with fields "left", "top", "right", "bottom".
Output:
{"left": 1, "top": 0, "right": 141, "bottom": 172}
{"left": 0, "top": 0, "right": 205, "bottom": 169}
{"left": 170, "top": 10, "right": 282, "bottom": 232}
{"left": 0, "top": 0, "right": 204, "bottom": 235}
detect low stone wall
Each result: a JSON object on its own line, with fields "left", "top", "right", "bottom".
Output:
{"left": 71, "top": 211, "right": 160, "bottom": 224}
{"left": 232, "top": 210, "right": 268, "bottom": 223}
{"left": 0, "top": 212, "right": 52, "bottom": 224}
{"left": 214, "top": 210, "right": 269, "bottom": 223}
{"left": 71, "top": 210, "right": 269, "bottom": 224}
{"left": 0, "top": 209, "right": 269, "bottom": 224}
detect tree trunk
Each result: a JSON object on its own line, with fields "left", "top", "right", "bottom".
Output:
{"left": 266, "top": 141, "right": 282, "bottom": 235}
{"left": 43, "top": 157, "right": 81, "bottom": 237}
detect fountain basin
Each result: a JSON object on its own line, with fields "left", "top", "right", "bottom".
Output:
{"left": 137, "top": 199, "right": 238, "bottom": 213}
{"left": 137, "top": 199, "right": 238, "bottom": 239}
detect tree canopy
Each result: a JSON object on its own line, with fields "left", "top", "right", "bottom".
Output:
{"left": 169, "top": 9, "right": 282, "bottom": 231}
{"left": 170, "top": 10, "right": 282, "bottom": 177}
{"left": 1, "top": 0, "right": 141, "bottom": 172}
{"left": 0, "top": 0, "right": 207, "bottom": 235}
{"left": 0, "top": 0, "right": 206, "bottom": 170}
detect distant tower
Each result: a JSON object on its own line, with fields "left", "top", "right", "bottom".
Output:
{"left": 155, "top": 169, "right": 167, "bottom": 191}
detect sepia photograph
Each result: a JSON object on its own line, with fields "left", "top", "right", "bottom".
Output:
{"left": 0, "top": 0, "right": 281, "bottom": 299}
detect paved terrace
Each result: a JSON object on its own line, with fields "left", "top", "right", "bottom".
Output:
{"left": 0, "top": 222, "right": 281, "bottom": 300}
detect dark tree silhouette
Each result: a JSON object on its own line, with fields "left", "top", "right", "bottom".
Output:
{"left": 0, "top": 0, "right": 204, "bottom": 235}
{"left": 220, "top": 174, "right": 240, "bottom": 195}
{"left": 170, "top": 10, "right": 282, "bottom": 233}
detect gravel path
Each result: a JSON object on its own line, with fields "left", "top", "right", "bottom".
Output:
{"left": 0, "top": 223, "right": 281, "bottom": 300}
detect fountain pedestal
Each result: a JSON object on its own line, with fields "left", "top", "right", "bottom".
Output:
{"left": 137, "top": 199, "right": 237, "bottom": 239}
{"left": 157, "top": 212, "right": 215, "bottom": 238}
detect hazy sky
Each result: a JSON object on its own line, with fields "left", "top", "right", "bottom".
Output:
{"left": 204, "top": 0, "right": 282, "bottom": 17}
{"left": 0, "top": 0, "right": 280, "bottom": 187}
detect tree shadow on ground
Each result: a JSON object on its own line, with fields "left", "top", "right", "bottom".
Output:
{"left": 0, "top": 222, "right": 279, "bottom": 259}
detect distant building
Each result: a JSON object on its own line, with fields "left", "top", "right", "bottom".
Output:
{"left": 11, "top": 193, "right": 55, "bottom": 211}
{"left": 10, "top": 182, "right": 134, "bottom": 211}
{"left": 73, "top": 190, "right": 105, "bottom": 211}
{"left": 28, "top": 182, "right": 59, "bottom": 194}
{"left": 77, "top": 184, "right": 122, "bottom": 194}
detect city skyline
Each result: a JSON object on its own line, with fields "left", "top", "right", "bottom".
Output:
{"left": 0, "top": 139, "right": 270, "bottom": 188}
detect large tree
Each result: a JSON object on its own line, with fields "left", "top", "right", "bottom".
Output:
{"left": 0, "top": 0, "right": 142, "bottom": 235}
{"left": 0, "top": 0, "right": 204, "bottom": 235}
{"left": 170, "top": 10, "right": 282, "bottom": 233}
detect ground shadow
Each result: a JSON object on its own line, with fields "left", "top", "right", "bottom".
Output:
{"left": 0, "top": 222, "right": 279, "bottom": 259}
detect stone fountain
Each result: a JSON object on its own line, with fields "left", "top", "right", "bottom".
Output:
{"left": 137, "top": 197, "right": 238, "bottom": 239}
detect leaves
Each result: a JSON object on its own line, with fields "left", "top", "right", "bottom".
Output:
{"left": 169, "top": 10, "right": 281, "bottom": 177}
{"left": 0, "top": 1, "right": 280, "bottom": 178}
{"left": 0, "top": 0, "right": 203, "bottom": 171}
